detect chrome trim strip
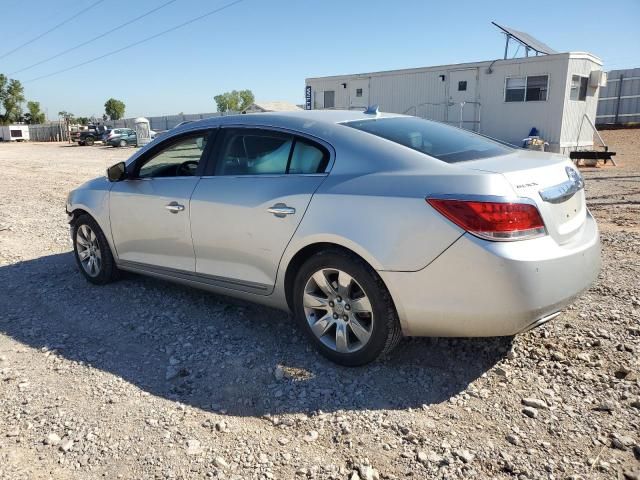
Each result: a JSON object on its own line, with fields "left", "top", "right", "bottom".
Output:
{"left": 117, "top": 260, "right": 271, "bottom": 295}
{"left": 426, "top": 193, "right": 538, "bottom": 206}
{"left": 538, "top": 167, "right": 584, "bottom": 204}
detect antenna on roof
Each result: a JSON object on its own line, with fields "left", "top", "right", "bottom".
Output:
{"left": 492, "top": 22, "right": 557, "bottom": 59}
{"left": 364, "top": 105, "right": 379, "bottom": 115}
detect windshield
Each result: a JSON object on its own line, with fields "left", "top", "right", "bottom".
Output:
{"left": 344, "top": 117, "right": 512, "bottom": 163}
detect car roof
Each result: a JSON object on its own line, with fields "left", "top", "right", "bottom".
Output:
{"left": 171, "top": 109, "right": 405, "bottom": 137}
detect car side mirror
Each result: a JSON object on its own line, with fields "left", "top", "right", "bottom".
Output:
{"left": 107, "top": 162, "right": 127, "bottom": 182}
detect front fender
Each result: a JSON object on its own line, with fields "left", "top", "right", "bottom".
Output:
{"left": 67, "top": 177, "right": 115, "bottom": 256}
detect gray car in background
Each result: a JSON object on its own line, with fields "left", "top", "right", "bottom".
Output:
{"left": 66, "top": 110, "right": 600, "bottom": 365}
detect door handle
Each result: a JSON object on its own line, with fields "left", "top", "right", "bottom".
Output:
{"left": 267, "top": 204, "right": 296, "bottom": 217}
{"left": 165, "top": 202, "right": 185, "bottom": 213}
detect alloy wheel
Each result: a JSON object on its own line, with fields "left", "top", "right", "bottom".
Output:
{"left": 76, "top": 224, "right": 102, "bottom": 277}
{"left": 303, "top": 268, "right": 374, "bottom": 354}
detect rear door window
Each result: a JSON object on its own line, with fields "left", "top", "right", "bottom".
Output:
{"left": 216, "top": 130, "right": 293, "bottom": 175}
{"left": 344, "top": 117, "right": 512, "bottom": 163}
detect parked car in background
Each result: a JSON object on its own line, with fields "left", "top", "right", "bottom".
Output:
{"left": 72, "top": 125, "right": 109, "bottom": 146}
{"left": 106, "top": 128, "right": 137, "bottom": 147}
{"left": 66, "top": 110, "right": 600, "bottom": 366}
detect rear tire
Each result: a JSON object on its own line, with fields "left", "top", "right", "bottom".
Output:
{"left": 84, "top": 136, "right": 95, "bottom": 146}
{"left": 72, "top": 214, "right": 119, "bottom": 285}
{"left": 293, "top": 249, "right": 402, "bottom": 366}
{"left": 119, "top": 139, "right": 127, "bottom": 147}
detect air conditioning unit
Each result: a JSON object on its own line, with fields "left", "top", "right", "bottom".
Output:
{"left": 589, "top": 70, "right": 607, "bottom": 88}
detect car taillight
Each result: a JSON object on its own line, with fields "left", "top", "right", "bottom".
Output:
{"left": 426, "top": 198, "right": 546, "bottom": 241}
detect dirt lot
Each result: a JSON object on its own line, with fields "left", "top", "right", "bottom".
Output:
{"left": 0, "top": 132, "right": 638, "bottom": 480}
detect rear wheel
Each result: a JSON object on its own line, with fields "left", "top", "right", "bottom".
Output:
{"left": 119, "top": 139, "right": 127, "bottom": 147}
{"left": 293, "top": 249, "right": 402, "bottom": 366}
{"left": 84, "top": 136, "right": 95, "bottom": 146}
{"left": 72, "top": 214, "right": 119, "bottom": 285}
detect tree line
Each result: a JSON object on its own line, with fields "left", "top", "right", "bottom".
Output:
{"left": 0, "top": 74, "right": 44, "bottom": 125}
{"left": 1, "top": 72, "right": 127, "bottom": 126}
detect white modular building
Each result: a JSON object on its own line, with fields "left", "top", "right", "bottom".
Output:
{"left": 0, "top": 124, "right": 30, "bottom": 142}
{"left": 305, "top": 52, "right": 606, "bottom": 154}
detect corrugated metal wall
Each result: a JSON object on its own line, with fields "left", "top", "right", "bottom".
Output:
{"left": 596, "top": 68, "right": 640, "bottom": 125}
{"left": 477, "top": 55, "right": 569, "bottom": 151}
{"left": 559, "top": 57, "right": 603, "bottom": 150}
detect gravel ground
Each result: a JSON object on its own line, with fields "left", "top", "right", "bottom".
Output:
{"left": 0, "top": 133, "right": 638, "bottom": 480}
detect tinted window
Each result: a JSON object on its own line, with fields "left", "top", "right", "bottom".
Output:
{"left": 344, "top": 117, "right": 512, "bottom": 163}
{"left": 217, "top": 131, "right": 292, "bottom": 175}
{"left": 289, "top": 140, "right": 329, "bottom": 174}
{"left": 138, "top": 134, "right": 208, "bottom": 178}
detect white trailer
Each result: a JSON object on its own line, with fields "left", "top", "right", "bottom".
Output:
{"left": 0, "top": 125, "right": 30, "bottom": 142}
{"left": 305, "top": 52, "right": 606, "bottom": 154}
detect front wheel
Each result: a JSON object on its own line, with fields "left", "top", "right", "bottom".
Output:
{"left": 72, "top": 214, "right": 119, "bottom": 285}
{"left": 119, "top": 139, "right": 127, "bottom": 147}
{"left": 293, "top": 250, "right": 402, "bottom": 366}
{"left": 84, "top": 136, "right": 95, "bottom": 146}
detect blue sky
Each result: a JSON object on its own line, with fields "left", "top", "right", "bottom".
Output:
{"left": 1, "top": 0, "right": 639, "bottom": 119}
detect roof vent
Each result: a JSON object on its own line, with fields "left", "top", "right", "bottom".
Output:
{"left": 364, "top": 105, "right": 379, "bottom": 115}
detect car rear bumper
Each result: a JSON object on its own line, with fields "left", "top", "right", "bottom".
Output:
{"left": 380, "top": 211, "right": 601, "bottom": 337}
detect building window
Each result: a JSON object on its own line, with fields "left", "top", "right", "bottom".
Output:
{"left": 324, "top": 90, "right": 335, "bottom": 108}
{"left": 356, "top": 88, "right": 363, "bottom": 97}
{"left": 570, "top": 75, "right": 588, "bottom": 101}
{"left": 458, "top": 81, "right": 467, "bottom": 91}
{"left": 525, "top": 76, "right": 548, "bottom": 101}
{"left": 505, "top": 75, "right": 548, "bottom": 102}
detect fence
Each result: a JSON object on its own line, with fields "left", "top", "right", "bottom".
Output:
{"left": 26, "top": 111, "right": 234, "bottom": 142}
{"left": 28, "top": 122, "right": 69, "bottom": 141}
{"left": 110, "top": 111, "right": 228, "bottom": 131}
{"left": 596, "top": 68, "right": 640, "bottom": 125}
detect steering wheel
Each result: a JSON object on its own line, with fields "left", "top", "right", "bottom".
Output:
{"left": 176, "top": 160, "right": 199, "bottom": 176}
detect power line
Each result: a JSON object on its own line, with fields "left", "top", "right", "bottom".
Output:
{"left": 0, "top": 0, "right": 105, "bottom": 61}
{"left": 23, "top": 0, "right": 245, "bottom": 83}
{"left": 10, "top": 0, "right": 179, "bottom": 75}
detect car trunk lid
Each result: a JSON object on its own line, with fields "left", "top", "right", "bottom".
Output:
{"left": 463, "top": 151, "right": 586, "bottom": 245}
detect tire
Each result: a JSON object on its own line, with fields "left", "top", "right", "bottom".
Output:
{"left": 71, "top": 214, "right": 119, "bottom": 285}
{"left": 84, "top": 136, "right": 95, "bottom": 146}
{"left": 293, "top": 249, "right": 402, "bottom": 366}
{"left": 119, "top": 139, "right": 127, "bottom": 147}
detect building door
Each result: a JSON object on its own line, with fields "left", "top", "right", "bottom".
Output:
{"left": 349, "top": 79, "right": 369, "bottom": 109}
{"left": 448, "top": 69, "right": 478, "bottom": 131}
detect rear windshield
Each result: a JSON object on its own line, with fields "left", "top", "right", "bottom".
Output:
{"left": 344, "top": 117, "right": 512, "bottom": 163}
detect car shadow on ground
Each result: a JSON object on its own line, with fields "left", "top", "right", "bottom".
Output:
{"left": 0, "top": 253, "right": 511, "bottom": 417}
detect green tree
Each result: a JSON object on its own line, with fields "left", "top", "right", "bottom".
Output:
{"left": 214, "top": 89, "right": 254, "bottom": 113}
{"left": 104, "top": 98, "right": 126, "bottom": 120}
{"left": 58, "top": 111, "right": 75, "bottom": 124}
{"left": 76, "top": 117, "right": 89, "bottom": 126}
{"left": 23, "top": 101, "right": 45, "bottom": 124}
{"left": 0, "top": 76, "right": 25, "bottom": 124}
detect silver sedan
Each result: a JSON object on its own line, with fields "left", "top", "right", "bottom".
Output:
{"left": 66, "top": 110, "right": 600, "bottom": 365}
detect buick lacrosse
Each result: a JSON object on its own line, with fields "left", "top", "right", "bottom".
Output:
{"left": 66, "top": 110, "right": 600, "bottom": 365}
